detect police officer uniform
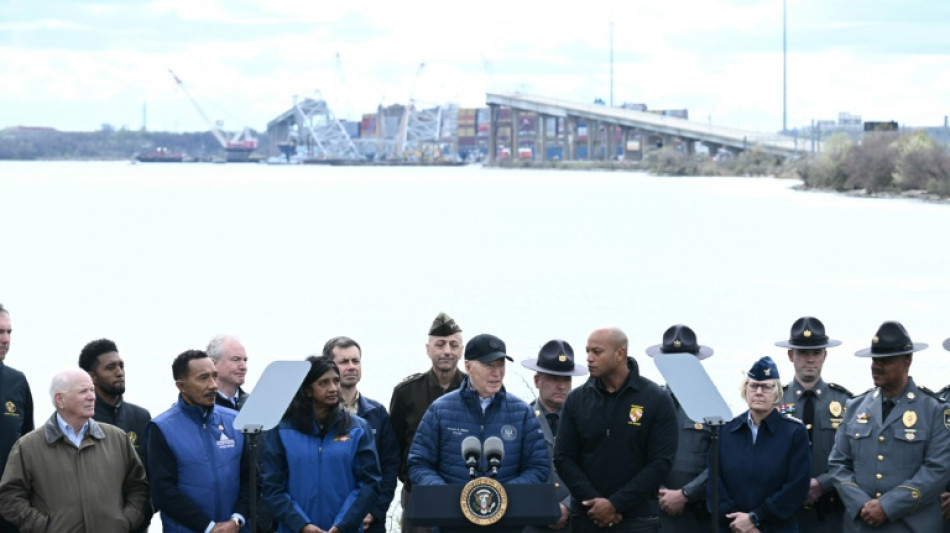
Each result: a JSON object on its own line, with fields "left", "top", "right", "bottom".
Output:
{"left": 646, "top": 325, "right": 713, "bottom": 532}
{"left": 776, "top": 316, "right": 852, "bottom": 532}
{"left": 829, "top": 321, "right": 950, "bottom": 533}
{"left": 520, "top": 339, "right": 588, "bottom": 533}
{"left": 940, "top": 337, "right": 950, "bottom": 533}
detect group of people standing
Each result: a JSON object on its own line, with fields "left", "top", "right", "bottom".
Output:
{"left": 0, "top": 302, "right": 949, "bottom": 533}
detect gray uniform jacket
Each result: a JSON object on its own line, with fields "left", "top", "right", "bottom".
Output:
{"left": 523, "top": 399, "right": 570, "bottom": 533}
{"left": 829, "top": 377, "right": 950, "bottom": 532}
{"left": 781, "top": 378, "right": 851, "bottom": 493}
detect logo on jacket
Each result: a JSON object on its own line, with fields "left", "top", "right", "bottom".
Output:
{"left": 217, "top": 432, "right": 236, "bottom": 449}
{"left": 461, "top": 477, "right": 508, "bottom": 525}
{"left": 4, "top": 401, "right": 16, "bottom": 415}
{"left": 500, "top": 425, "right": 517, "bottom": 441}
{"left": 628, "top": 405, "right": 644, "bottom": 426}
{"left": 127, "top": 431, "right": 138, "bottom": 445}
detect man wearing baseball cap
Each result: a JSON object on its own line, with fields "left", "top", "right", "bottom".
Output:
{"left": 408, "top": 333, "right": 549, "bottom": 486}
{"left": 829, "top": 321, "right": 950, "bottom": 532}
{"left": 776, "top": 316, "right": 851, "bottom": 532}
{"left": 521, "top": 339, "right": 589, "bottom": 532}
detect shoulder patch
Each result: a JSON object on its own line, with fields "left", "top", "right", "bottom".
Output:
{"left": 394, "top": 373, "right": 425, "bottom": 389}
{"left": 783, "top": 414, "right": 804, "bottom": 425}
{"left": 828, "top": 382, "right": 853, "bottom": 397}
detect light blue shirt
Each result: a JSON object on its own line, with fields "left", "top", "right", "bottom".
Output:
{"left": 478, "top": 395, "right": 494, "bottom": 412}
{"left": 56, "top": 413, "right": 89, "bottom": 448}
{"left": 746, "top": 412, "right": 759, "bottom": 444}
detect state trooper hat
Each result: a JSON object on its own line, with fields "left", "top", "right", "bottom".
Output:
{"left": 775, "top": 316, "right": 842, "bottom": 350}
{"left": 747, "top": 356, "right": 780, "bottom": 381}
{"left": 429, "top": 312, "right": 462, "bottom": 337}
{"left": 521, "top": 339, "right": 588, "bottom": 377}
{"left": 854, "top": 321, "right": 928, "bottom": 358}
{"left": 645, "top": 324, "right": 714, "bottom": 360}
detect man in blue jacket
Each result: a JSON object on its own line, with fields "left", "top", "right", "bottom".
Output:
{"left": 147, "top": 349, "right": 250, "bottom": 533}
{"left": 408, "top": 333, "right": 549, "bottom": 486}
{"left": 325, "top": 336, "right": 400, "bottom": 533}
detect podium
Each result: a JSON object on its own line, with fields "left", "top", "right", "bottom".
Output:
{"left": 408, "top": 482, "right": 561, "bottom": 533}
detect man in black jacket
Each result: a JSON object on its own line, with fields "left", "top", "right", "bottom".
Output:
{"left": 0, "top": 303, "right": 33, "bottom": 533}
{"left": 79, "top": 338, "right": 154, "bottom": 533}
{"left": 554, "top": 327, "right": 678, "bottom": 533}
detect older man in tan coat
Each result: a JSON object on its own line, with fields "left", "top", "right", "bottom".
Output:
{"left": 0, "top": 368, "right": 148, "bottom": 532}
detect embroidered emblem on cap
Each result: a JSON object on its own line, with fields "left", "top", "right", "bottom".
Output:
{"left": 673, "top": 339, "right": 682, "bottom": 348}
{"left": 763, "top": 367, "right": 771, "bottom": 376}
{"left": 803, "top": 329, "right": 812, "bottom": 338}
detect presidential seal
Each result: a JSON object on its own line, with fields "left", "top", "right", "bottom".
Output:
{"left": 460, "top": 476, "right": 508, "bottom": 526}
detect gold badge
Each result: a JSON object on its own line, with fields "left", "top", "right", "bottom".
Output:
{"left": 829, "top": 401, "right": 842, "bottom": 417}
{"left": 628, "top": 405, "right": 644, "bottom": 425}
{"left": 694, "top": 422, "right": 703, "bottom": 430}
{"left": 673, "top": 340, "right": 682, "bottom": 348}
{"left": 903, "top": 410, "right": 917, "bottom": 428}
{"left": 803, "top": 329, "right": 812, "bottom": 338}
{"left": 558, "top": 354, "right": 567, "bottom": 362}
{"left": 764, "top": 367, "right": 771, "bottom": 376}
{"left": 460, "top": 477, "right": 508, "bottom": 525}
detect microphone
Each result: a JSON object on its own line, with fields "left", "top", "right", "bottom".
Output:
{"left": 461, "top": 436, "right": 482, "bottom": 479}
{"left": 483, "top": 436, "right": 505, "bottom": 478}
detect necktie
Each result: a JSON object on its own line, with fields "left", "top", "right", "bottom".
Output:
{"left": 801, "top": 390, "right": 815, "bottom": 440}
{"left": 882, "top": 399, "right": 895, "bottom": 421}
{"left": 546, "top": 412, "right": 560, "bottom": 436}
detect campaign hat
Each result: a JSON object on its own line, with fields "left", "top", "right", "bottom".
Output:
{"left": 429, "top": 312, "right": 462, "bottom": 337}
{"left": 775, "top": 316, "right": 842, "bottom": 349}
{"left": 465, "top": 333, "right": 514, "bottom": 363}
{"left": 521, "top": 339, "right": 588, "bottom": 377}
{"left": 747, "top": 356, "right": 780, "bottom": 381}
{"left": 645, "top": 324, "right": 713, "bottom": 360}
{"left": 854, "top": 321, "right": 928, "bottom": 358}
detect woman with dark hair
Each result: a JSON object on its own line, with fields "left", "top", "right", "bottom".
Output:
{"left": 263, "top": 356, "right": 381, "bottom": 533}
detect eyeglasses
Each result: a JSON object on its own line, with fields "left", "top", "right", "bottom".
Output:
{"left": 746, "top": 382, "right": 776, "bottom": 393}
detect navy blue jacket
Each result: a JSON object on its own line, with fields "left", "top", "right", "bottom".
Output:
{"left": 262, "top": 410, "right": 381, "bottom": 533}
{"left": 147, "top": 397, "right": 250, "bottom": 532}
{"left": 713, "top": 408, "right": 811, "bottom": 533}
{"left": 0, "top": 363, "right": 33, "bottom": 533}
{"left": 408, "top": 377, "right": 549, "bottom": 485}
{"left": 356, "top": 394, "right": 400, "bottom": 533}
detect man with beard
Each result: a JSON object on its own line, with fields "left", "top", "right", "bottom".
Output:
{"left": 79, "top": 338, "right": 153, "bottom": 533}
{"left": 325, "top": 336, "right": 400, "bottom": 533}
{"left": 0, "top": 303, "right": 34, "bottom": 533}
{"left": 147, "top": 349, "right": 250, "bottom": 533}
{"left": 0, "top": 368, "right": 148, "bottom": 531}
{"left": 829, "top": 321, "right": 950, "bottom": 532}
{"left": 777, "top": 317, "right": 852, "bottom": 532}
{"left": 390, "top": 312, "right": 466, "bottom": 533}
{"left": 207, "top": 335, "right": 249, "bottom": 411}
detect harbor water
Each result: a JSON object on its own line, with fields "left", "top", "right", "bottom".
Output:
{"left": 2, "top": 160, "right": 949, "bottom": 425}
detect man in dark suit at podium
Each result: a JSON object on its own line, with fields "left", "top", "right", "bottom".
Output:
{"left": 520, "top": 339, "right": 589, "bottom": 532}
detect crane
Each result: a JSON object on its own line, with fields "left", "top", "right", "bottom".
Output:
{"left": 168, "top": 69, "right": 258, "bottom": 162}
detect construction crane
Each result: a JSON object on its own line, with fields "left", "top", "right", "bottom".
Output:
{"left": 168, "top": 69, "right": 258, "bottom": 162}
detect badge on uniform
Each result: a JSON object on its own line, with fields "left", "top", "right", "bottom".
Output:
{"left": 217, "top": 432, "right": 236, "bottom": 449}
{"left": 829, "top": 401, "right": 842, "bottom": 417}
{"left": 856, "top": 413, "right": 869, "bottom": 424}
{"left": 628, "top": 405, "right": 643, "bottom": 426}
{"left": 778, "top": 403, "right": 794, "bottom": 415}
{"left": 903, "top": 410, "right": 917, "bottom": 428}
{"left": 4, "top": 401, "right": 16, "bottom": 415}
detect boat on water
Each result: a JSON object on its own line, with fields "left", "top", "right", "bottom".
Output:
{"left": 135, "top": 148, "right": 184, "bottom": 163}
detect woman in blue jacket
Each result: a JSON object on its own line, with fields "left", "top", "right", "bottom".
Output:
{"left": 713, "top": 356, "right": 810, "bottom": 533}
{"left": 263, "top": 356, "right": 382, "bottom": 533}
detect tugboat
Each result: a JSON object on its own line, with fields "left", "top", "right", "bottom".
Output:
{"left": 135, "top": 147, "right": 183, "bottom": 163}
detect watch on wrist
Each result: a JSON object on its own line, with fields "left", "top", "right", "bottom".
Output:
{"left": 748, "top": 511, "right": 761, "bottom": 528}
{"left": 680, "top": 487, "right": 690, "bottom": 499}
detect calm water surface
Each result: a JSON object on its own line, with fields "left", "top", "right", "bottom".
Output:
{"left": 2, "top": 160, "right": 949, "bottom": 420}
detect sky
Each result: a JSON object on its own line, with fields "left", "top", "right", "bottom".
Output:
{"left": 2, "top": 0, "right": 949, "bottom": 134}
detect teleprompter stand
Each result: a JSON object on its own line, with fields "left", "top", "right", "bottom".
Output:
{"left": 233, "top": 361, "right": 311, "bottom": 533}
{"left": 653, "top": 352, "right": 733, "bottom": 533}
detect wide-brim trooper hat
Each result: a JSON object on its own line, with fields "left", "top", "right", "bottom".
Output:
{"left": 854, "top": 321, "right": 928, "bottom": 358}
{"left": 645, "top": 324, "right": 713, "bottom": 360}
{"left": 520, "top": 339, "right": 588, "bottom": 377}
{"left": 775, "top": 316, "right": 842, "bottom": 349}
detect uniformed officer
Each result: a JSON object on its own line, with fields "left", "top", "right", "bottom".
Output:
{"left": 776, "top": 316, "right": 851, "bottom": 532}
{"left": 828, "top": 321, "right": 950, "bottom": 532}
{"left": 645, "top": 324, "right": 714, "bottom": 532}
{"left": 389, "top": 312, "right": 465, "bottom": 533}
{"left": 939, "top": 336, "right": 950, "bottom": 532}
{"left": 520, "top": 339, "right": 588, "bottom": 533}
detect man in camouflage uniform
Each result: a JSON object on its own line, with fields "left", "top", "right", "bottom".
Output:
{"left": 777, "top": 316, "right": 851, "bottom": 532}
{"left": 389, "top": 312, "right": 465, "bottom": 533}
{"left": 829, "top": 321, "right": 950, "bottom": 532}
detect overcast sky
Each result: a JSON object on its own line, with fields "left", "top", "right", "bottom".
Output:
{"left": 2, "top": 0, "right": 948, "bottom": 134}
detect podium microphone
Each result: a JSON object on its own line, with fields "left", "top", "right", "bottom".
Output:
{"left": 461, "top": 436, "right": 482, "bottom": 479}
{"left": 484, "top": 436, "right": 505, "bottom": 478}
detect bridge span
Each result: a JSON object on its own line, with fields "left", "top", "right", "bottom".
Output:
{"left": 485, "top": 92, "right": 815, "bottom": 162}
